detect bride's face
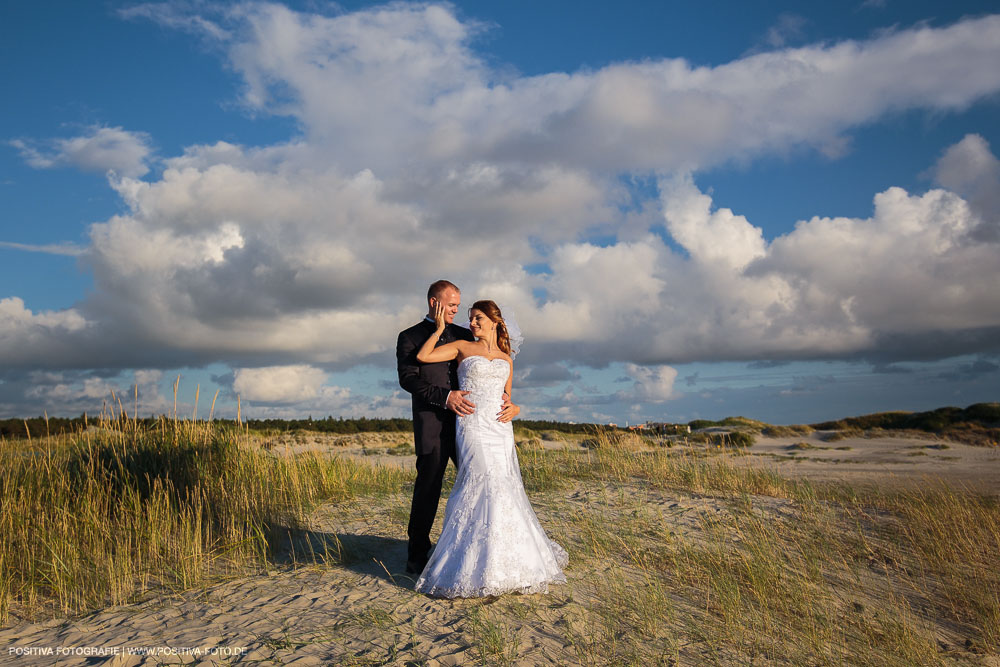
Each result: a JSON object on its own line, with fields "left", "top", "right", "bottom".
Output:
{"left": 468, "top": 309, "right": 494, "bottom": 339}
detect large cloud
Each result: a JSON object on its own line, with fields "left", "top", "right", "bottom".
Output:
{"left": 517, "top": 171, "right": 1000, "bottom": 364}
{"left": 4, "top": 3, "right": 1000, "bottom": 415}
{"left": 222, "top": 4, "right": 1000, "bottom": 173}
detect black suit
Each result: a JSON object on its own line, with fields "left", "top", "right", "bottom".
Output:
{"left": 396, "top": 319, "right": 475, "bottom": 565}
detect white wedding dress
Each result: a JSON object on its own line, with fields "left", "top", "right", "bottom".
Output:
{"left": 415, "top": 355, "right": 568, "bottom": 598}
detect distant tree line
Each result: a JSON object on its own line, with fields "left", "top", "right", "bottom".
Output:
{"left": 1, "top": 414, "right": 610, "bottom": 439}
{"left": 0, "top": 415, "right": 90, "bottom": 439}
{"left": 0, "top": 415, "right": 415, "bottom": 439}
{"left": 244, "top": 416, "right": 413, "bottom": 434}
{"left": 809, "top": 403, "right": 1000, "bottom": 432}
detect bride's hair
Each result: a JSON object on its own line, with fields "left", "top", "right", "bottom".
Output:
{"left": 470, "top": 300, "right": 511, "bottom": 355}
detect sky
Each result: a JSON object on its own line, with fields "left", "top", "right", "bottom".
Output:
{"left": 1, "top": 0, "right": 999, "bottom": 425}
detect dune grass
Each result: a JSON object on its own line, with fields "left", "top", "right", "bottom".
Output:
{"left": 0, "top": 414, "right": 410, "bottom": 624}
{"left": 522, "top": 430, "right": 1000, "bottom": 664}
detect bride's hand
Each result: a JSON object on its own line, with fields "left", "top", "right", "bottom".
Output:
{"left": 497, "top": 396, "right": 520, "bottom": 423}
{"left": 432, "top": 300, "right": 447, "bottom": 331}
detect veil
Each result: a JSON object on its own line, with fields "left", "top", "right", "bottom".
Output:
{"left": 499, "top": 304, "right": 523, "bottom": 359}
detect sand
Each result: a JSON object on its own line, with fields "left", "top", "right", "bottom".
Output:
{"left": 728, "top": 431, "right": 1000, "bottom": 494}
{"left": 2, "top": 430, "right": 998, "bottom": 665}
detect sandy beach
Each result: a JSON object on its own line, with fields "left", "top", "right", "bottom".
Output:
{"left": 728, "top": 432, "right": 1000, "bottom": 494}
{"left": 2, "top": 430, "right": 998, "bottom": 665}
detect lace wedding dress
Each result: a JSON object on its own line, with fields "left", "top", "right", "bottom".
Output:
{"left": 415, "top": 355, "right": 568, "bottom": 598}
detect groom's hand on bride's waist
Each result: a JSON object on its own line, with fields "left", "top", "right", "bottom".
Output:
{"left": 446, "top": 390, "right": 476, "bottom": 416}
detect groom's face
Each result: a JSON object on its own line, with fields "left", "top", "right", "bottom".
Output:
{"left": 430, "top": 288, "right": 461, "bottom": 325}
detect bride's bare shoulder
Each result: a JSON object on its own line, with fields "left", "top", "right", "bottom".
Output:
{"left": 454, "top": 340, "right": 479, "bottom": 359}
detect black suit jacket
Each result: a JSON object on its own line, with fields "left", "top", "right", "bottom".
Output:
{"left": 397, "top": 319, "right": 476, "bottom": 456}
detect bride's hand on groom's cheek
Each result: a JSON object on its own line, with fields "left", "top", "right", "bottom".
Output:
{"left": 432, "top": 300, "right": 447, "bottom": 329}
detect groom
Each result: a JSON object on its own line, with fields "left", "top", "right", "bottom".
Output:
{"left": 396, "top": 279, "right": 517, "bottom": 574}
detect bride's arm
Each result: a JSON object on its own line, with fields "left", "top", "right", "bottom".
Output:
{"left": 416, "top": 336, "right": 460, "bottom": 363}
{"left": 498, "top": 358, "right": 520, "bottom": 423}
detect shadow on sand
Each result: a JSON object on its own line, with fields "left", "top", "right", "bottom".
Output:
{"left": 267, "top": 526, "right": 418, "bottom": 590}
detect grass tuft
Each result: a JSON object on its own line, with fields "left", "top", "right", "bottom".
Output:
{"left": 0, "top": 417, "right": 409, "bottom": 623}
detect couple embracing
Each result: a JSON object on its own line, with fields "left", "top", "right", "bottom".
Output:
{"left": 395, "top": 280, "right": 568, "bottom": 598}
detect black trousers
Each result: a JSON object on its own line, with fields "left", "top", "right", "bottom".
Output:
{"left": 407, "top": 443, "right": 459, "bottom": 564}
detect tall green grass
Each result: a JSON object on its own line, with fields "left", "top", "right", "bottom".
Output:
{"left": 0, "top": 416, "right": 410, "bottom": 624}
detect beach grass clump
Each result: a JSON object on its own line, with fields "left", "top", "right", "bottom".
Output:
{"left": 511, "top": 423, "right": 540, "bottom": 441}
{"left": 714, "top": 430, "right": 755, "bottom": 448}
{"left": 761, "top": 423, "right": 815, "bottom": 437}
{"left": 823, "top": 427, "right": 864, "bottom": 442}
{"left": 688, "top": 416, "right": 768, "bottom": 433}
{"left": 786, "top": 441, "right": 816, "bottom": 450}
{"left": 870, "top": 484, "right": 1000, "bottom": 650}
{"left": 517, "top": 444, "right": 589, "bottom": 493}
{"left": 581, "top": 429, "right": 651, "bottom": 451}
{"left": 466, "top": 604, "right": 522, "bottom": 666}
{"left": 0, "top": 416, "right": 410, "bottom": 624}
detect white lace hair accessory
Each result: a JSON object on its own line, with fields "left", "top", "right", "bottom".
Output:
{"left": 497, "top": 303, "right": 523, "bottom": 359}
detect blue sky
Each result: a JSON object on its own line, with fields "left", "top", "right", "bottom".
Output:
{"left": 1, "top": 0, "right": 999, "bottom": 424}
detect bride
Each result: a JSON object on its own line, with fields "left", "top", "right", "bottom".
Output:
{"left": 413, "top": 299, "right": 568, "bottom": 597}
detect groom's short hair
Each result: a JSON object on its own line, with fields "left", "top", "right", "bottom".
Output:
{"left": 427, "top": 279, "right": 460, "bottom": 301}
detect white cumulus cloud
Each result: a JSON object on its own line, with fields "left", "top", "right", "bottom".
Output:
{"left": 517, "top": 165, "right": 1000, "bottom": 365}
{"left": 625, "top": 363, "right": 679, "bottom": 402}
{"left": 214, "top": 5, "right": 1000, "bottom": 174}
{"left": 11, "top": 125, "right": 153, "bottom": 178}
{"left": 1, "top": 3, "right": 999, "bottom": 412}
{"left": 932, "top": 133, "right": 1000, "bottom": 241}
{"left": 233, "top": 364, "right": 330, "bottom": 403}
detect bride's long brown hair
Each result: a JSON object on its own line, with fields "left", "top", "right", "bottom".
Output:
{"left": 470, "top": 300, "right": 511, "bottom": 356}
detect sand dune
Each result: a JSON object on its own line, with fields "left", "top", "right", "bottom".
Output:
{"left": 2, "top": 430, "right": 998, "bottom": 665}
